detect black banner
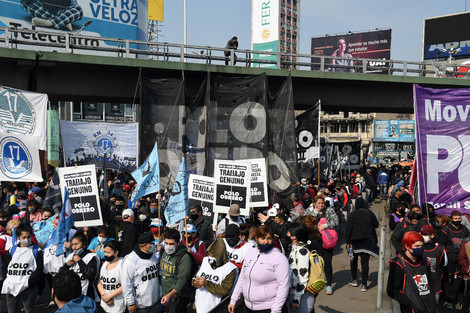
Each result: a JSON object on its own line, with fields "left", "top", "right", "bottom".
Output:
{"left": 320, "top": 141, "right": 361, "bottom": 177}
{"left": 296, "top": 102, "right": 320, "bottom": 163}
{"left": 43, "top": 171, "right": 62, "bottom": 212}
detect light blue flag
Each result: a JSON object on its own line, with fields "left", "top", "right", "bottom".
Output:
{"left": 164, "top": 157, "right": 188, "bottom": 225}
{"left": 46, "top": 186, "right": 74, "bottom": 256}
{"left": 130, "top": 142, "right": 160, "bottom": 205}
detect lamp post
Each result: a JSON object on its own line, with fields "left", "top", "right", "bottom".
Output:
{"left": 184, "top": 0, "right": 187, "bottom": 61}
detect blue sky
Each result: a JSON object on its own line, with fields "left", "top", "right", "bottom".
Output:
{"left": 157, "top": 0, "right": 469, "bottom": 62}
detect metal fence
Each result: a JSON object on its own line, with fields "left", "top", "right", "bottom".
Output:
{"left": 1, "top": 26, "right": 470, "bottom": 78}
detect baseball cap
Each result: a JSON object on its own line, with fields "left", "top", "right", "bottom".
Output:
{"left": 420, "top": 224, "right": 435, "bottom": 235}
{"left": 18, "top": 200, "right": 27, "bottom": 210}
{"left": 150, "top": 218, "right": 163, "bottom": 227}
{"left": 268, "top": 208, "right": 277, "bottom": 217}
{"left": 122, "top": 209, "right": 134, "bottom": 218}
{"left": 228, "top": 204, "right": 240, "bottom": 216}
{"left": 186, "top": 224, "right": 197, "bottom": 234}
{"left": 122, "top": 184, "right": 131, "bottom": 191}
{"left": 225, "top": 224, "right": 240, "bottom": 237}
{"left": 139, "top": 206, "right": 150, "bottom": 214}
{"left": 272, "top": 203, "right": 280, "bottom": 210}
{"left": 31, "top": 187, "right": 41, "bottom": 194}
{"left": 16, "top": 191, "right": 26, "bottom": 200}
{"left": 115, "top": 179, "right": 121, "bottom": 184}
{"left": 301, "top": 178, "right": 308, "bottom": 185}
{"left": 137, "top": 232, "right": 156, "bottom": 245}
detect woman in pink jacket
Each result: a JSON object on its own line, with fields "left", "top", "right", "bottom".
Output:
{"left": 228, "top": 225, "right": 290, "bottom": 313}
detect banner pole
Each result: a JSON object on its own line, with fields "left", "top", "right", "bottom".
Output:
{"left": 157, "top": 190, "right": 161, "bottom": 236}
{"left": 317, "top": 157, "right": 320, "bottom": 186}
{"left": 184, "top": 217, "right": 188, "bottom": 247}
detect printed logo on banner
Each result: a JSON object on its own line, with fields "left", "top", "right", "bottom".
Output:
{"left": 91, "top": 130, "right": 117, "bottom": 157}
{"left": 0, "top": 89, "right": 36, "bottom": 135}
{"left": 251, "top": 182, "right": 265, "bottom": 202}
{"left": 0, "top": 136, "right": 33, "bottom": 179}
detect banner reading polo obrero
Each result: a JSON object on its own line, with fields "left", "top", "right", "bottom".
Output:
{"left": 188, "top": 174, "right": 215, "bottom": 228}
{"left": 0, "top": 86, "right": 47, "bottom": 150}
{"left": 0, "top": 133, "right": 42, "bottom": 182}
{"left": 414, "top": 85, "right": 470, "bottom": 215}
{"left": 57, "top": 165, "right": 103, "bottom": 227}
{"left": 214, "top": 159, "right": 251, "bottom": 217}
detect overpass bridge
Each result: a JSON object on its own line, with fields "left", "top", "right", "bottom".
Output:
{"left": 1, "top": 27, "right": 470, "bottom": 113}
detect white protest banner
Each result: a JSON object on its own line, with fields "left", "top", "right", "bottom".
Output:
{"left": 214, "top": 159, "right": 251, "bottom": 216}
{"left": 248, "top": 158, "right": 269, "bottom": 207}
{"left": 0, "top": 133, "right": 42, "bottom": 182}
{"left": 188, "top": 174, "right": 215, "bottom": 229}
{"left": 58, "top": 165, "right": 103, "bottom": 227}
{"left": 0, "top": 86, "right": 47, "bottom": 150}
{"left": 60, "top": 120, "right": 139, "bottom": 172}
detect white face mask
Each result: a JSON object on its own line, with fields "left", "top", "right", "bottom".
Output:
{"left": 164, "top": 245, "right": 176, "bottom": 255}
{"left": 98, "top": 237, "right": 107, "bottom": 244}
{"left": 19, "top": 238, "right": 32, "bottom": 247}
{"left": 423, "top": 235, "right": 431, "bottom": 243}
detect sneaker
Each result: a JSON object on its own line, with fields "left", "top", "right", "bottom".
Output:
{"left": 361, "top": 284, "right": 367, "bottom": 292}
{"left": 446, "top": 303, "right": 454, "bottom": 309}
{"left": 349, "top": 279, "right": 358, "bottom": 287}
{"left": 326, "top": 285, "right": 333, "bottom": 295}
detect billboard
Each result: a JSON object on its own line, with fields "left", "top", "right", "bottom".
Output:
{"left": 372, "top": 120, "right": 415, "bottom": 142}
{"left": 0, "top": 0, "right": 148, "bottom": 53}
{"left": 311, "top": 29, "right": 391, "bottom": 73}
{"left": 251, "top": 0, "right": 279, "bottom": 68}
{"left": 423, "top": 12, "right": 470, "bottom": 60}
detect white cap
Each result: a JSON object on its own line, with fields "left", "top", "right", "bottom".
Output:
{"left": 272, "top": 203, "right": 280, "bottom": 210}
{"left": 122, "top": 209, "right": 134, "bottom": 218}
{"left": 268, "top": 208, "right": 277, "bottom": 217}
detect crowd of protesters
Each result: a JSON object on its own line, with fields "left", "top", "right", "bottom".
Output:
{"left": 0, "top": 161, "right": 466, "bottom": 313}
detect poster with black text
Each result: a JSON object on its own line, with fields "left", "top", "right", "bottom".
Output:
{"left": 58, "top": 165, "right": 103, "bottom": 227}
{"left": 214, "top": 160, "right": 251, "bottom": 217}
{"left": 248, "top": 158, "right": 268, "bottom": 207}
{"left": 188, "top": 174, "right": 216, "bottom": 230}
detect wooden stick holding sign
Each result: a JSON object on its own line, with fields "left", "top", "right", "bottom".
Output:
{"left": 184, "top": 217, "right": 188, "bottom": 249}
{"left": 157, "top": 190, "right": 161, "bottom": 237}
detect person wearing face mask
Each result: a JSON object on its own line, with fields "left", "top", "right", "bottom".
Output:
{"left": 12, "top": 200, "right": 28, "bottom": 221}
{"left": 389, "top": 202, "right": 406, "bottom": 232}
{"left": 112, "top": 195, "right": 125, "bottom": 220}
{"left": 40, "top": 207, "right": 54, "bottom": 222}
{"left": 117, "top": 209, "right": 139, "bottom": 257}
{"left": 88, "top": 226, "right": 115, "bottom": 261}
{"left": 420, "top": 225, "right": 447, "bottom": 304}
{"left": 228, "top": 225, "right": 289, "bottom": 313}
{"left": 1, "top": 225, "right": 43, "bottom": 313}
{"left": 181, "top": 224, "right": 206, "bottom": 266}
{"left": 387, "top": 231, "right": 437, "bottom": 313}
{"left": 439, "top": 210, "right": 469, "bottom": 309}
{"left": 190, "top": 205, "right": 214, "bottom": 248}
{"left": 122, "top": 232, "right": 161, "bottom": 313}
{"left": 222, "top": 224, "right": 253, "bottom": 271}
{"left": 135, "top": 206, "right": 151, "bottom": 234}
{"left": 0, "top": 220, "right": 20, "bottom": 259}
{"left": 160, "top": 228, "right": 192, "bottom": 313}
{"left": 390, "top": 213, "right": 427, "bottom": 254}
{"left": 60, "top": 233, "right": 100, "bottom": 302}
{"left": 97, "top": 241, "right": 125, "bottom": 313}
{"left": 25, "top": 199, "right": 42, "bottom": 223}
{"left": 193, "top": 238, "right": 237, "bottom": 313}
{"left": 215, "top": 204, "right": 245, "bottom": 238}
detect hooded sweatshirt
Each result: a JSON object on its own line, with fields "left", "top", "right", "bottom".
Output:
{"left": 230, "top": 245, "right": 290, "bottom": 313}
{"left": 56, "top": 295, "right": 97, "bottom": 313}
{"left": 193, "top": 238, "right": 237, "bottom": 313}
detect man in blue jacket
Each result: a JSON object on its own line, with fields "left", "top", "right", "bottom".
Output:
{"left": 376, "top": 169, "right": 389, "bottom": 200}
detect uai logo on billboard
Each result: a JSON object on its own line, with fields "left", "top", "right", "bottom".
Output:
{"left": 0, "top": 88, "right": 36, "bottom": 136}
{"left": 0, "top": 136, "right": 33, "bottom": 179}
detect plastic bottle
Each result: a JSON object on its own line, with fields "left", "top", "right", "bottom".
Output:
{"left": 348, "top": 246, "right": 354, "bottom": 261}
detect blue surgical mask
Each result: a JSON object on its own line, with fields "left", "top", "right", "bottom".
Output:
{"left": 149, "top": 244, "right": 156, "bottom": 253}
{"left": 150, "top": 208, "right": 158, "bottom": 214}
{"left": 411, "top": 247, "right": 424, "bottom": 258}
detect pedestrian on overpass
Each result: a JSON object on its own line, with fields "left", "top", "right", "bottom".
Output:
{"left": 224, "top": 36, "right": 238, "bottom": 66}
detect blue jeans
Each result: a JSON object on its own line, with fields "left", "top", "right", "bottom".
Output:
{"left": 299, "top": 293, "right": 316, "bottom": 313}
{"left": 137, "top": 305, "right": 159, "bottom": 313}
{"left": 380, "top": 184, "right": 388, "bottom": 199}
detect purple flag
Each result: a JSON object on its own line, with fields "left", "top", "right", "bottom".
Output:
{"left": 414, "top": 84, "right": 470, "bottom": 215}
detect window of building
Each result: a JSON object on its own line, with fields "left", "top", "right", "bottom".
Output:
{"left": 73, "top": 102, "right": 82, "bottom": 120}
{"left": 320, "top": 124, "right": 326, "bottom": 133}
{"left": 349, "top": 122, "right": 358, "bottom": 133}
{"left": 72, "top": 102, "right": 135, "bottom": 122}
{"left": 361, "top": 122, "right": 367, "bottom": 133}
{"left": 340, "top": 123, "right": 347, "bottom": 133}
{"left": 330, "top": 123, "right": 339, "bottom": 133}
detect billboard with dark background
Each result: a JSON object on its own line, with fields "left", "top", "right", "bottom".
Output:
{"left": 423, "top": 12, "right": 470, "bottom": 60}
{"left": 311, "top": 29, "right": 391, "bottom": 73}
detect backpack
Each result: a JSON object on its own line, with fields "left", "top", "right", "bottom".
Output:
{"left": 318, "top": 218, "right": 338, "bottom": 249}
{"left": 175, "top": 250, "right": 199, "bottom": 286}
{"left": 10, "top": 244, "right": 39, "bottom": 259}
{"left": 306, "top": 250, "right": 327, "bottom": 294}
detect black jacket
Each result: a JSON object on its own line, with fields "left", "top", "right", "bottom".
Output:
{"left": 193, "top": 217, "right": 214, "bottom": 248}
{"left": 265, "top": 218, "right": 291, "bottom": 255}
{"left": 118, "top": 221, "right": 139, "bottom": 257}
{"left": 345, "top": 208, "right": 379, "bottom": 244}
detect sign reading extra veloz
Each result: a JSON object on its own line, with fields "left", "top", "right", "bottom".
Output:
{"left": 214, "top": 160, "right": 251, "bottom": 217}
{"left": 414, "top": 85, "right": 470, "bottom": 215}
{"left": 58, "top": 164, "right": 103, "bottom": 227}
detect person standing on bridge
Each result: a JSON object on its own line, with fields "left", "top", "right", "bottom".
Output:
{"left": 224, "top": 36, "right": 238, "bottom": 65}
